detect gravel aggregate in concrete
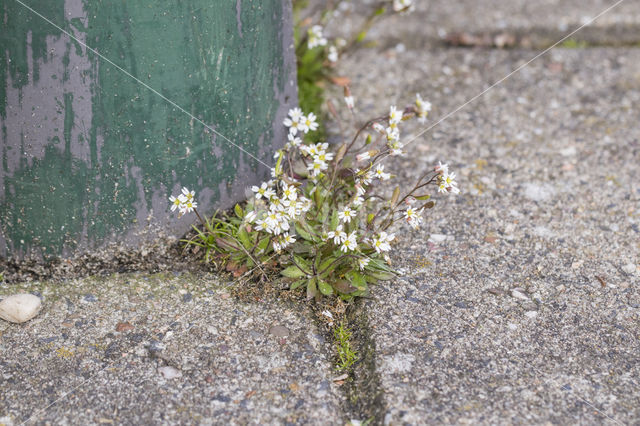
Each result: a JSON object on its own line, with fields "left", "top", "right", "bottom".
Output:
{"left": 0, "top": 273, "right": 343, "bottom": 425}
{"left": 333, "top": 36, "right": 640, "bottom": 425}
{"left": 322, "top": 0, "right": 640, "bottom": 50}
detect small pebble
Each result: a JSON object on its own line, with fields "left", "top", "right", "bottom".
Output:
{"left": 0, "top": 294, "right": 42, "bottom": 323}
{"left": 525, "top": 311, "right": 538, "bottom": 319}
{"left": 116, "top": 322, "right": 134, "bottom": 332}
{"left": 269, "top": 325, "right": 290, "bottom": 337}
{"left": 622, "top": 263, "right": 636, "bottom": 275}
{"left": 428, "top": 234, "right": 447, "bottom": 243}
{"left": 158, "top": 366, "right": 182, "bottom": 379}
{"left": 511, "top": 290, "right": 529, "bottom": 300}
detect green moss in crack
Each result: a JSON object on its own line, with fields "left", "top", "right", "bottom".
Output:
{"left": 334, "top": 322, "right": 358, "bottom": 372}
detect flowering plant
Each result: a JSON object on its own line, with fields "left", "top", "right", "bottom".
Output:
{"left": 170, "top": 92, "right": 458, "bottom": 301}
{"left": 294, "top": 0, "right": 415, "bottom": 136}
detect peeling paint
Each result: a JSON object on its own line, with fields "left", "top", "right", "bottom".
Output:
{"left": 0, "top": 0, "right": 296, "bottom": 259}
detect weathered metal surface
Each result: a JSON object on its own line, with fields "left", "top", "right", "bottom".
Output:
{"left": 0, "top": 0, "right": 296, "bottom": 259}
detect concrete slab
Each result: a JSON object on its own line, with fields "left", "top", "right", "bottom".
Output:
{"left": 336, "top": 44, "right": 640, "bottom": 424}
{"left": 323, "top": 0, "right": 640, "bottom": 49}
{"left": 0, "top": 273, "right": 343, "bottom": 425}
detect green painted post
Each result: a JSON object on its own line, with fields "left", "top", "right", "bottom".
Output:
{"left": 0, "top": 0, "right": 296, "bottom": 260}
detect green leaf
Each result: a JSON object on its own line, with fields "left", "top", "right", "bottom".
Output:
{"left": 281, "top": 265, "right": 307, "bottom": 278}
{"left": 314, "top": 187, "right": 323, "bottom": 206}
{"left": 366, "top": 271, "right": 396, "bottom": 281}
{"left": 356, "top": 31, "right": 367, "bottom": 43}
{"left": 295, "top": 223, "right": 315, "bottom": 242}
{"left": 366, "top": 258, "right": 396, "bottom": 273}
{"left": 335, "top": 143, "right": 348, "bottom": 164}
{"left": 237, "top": 226, "right": 252, "bottom": 249}
{"left": 367, "top": 213, "right": 375, "bottom": 225}
{"left": 293, "top": 255, "right": 311, "bottom": 272}
{"left": 275, "top": 150, "right": 283, "bottom": 175}
{"left": 350, "top": 271, "right": 367, "bottom": 290}
{"left": 390, "top": 187, "right": 400, "bottom": 207}
{"left": 234, "top": 203, "right": 244, "bottom": 219}
{"left": 331, "top": 209, "right": 339, "bottom": 230}
{"left": 215, "top": 237, "right": 240, "bottom": 251}
{"left": 319, "top": 256, "right": 337, "bottom": 274}
{"left": 365, "top": 134, "right": 372, "bottom": 145}
{"left": 333, "top": 279, "right": 358, "bottom": 294}
{"left": 257, "top": 237, "right": 270, "bottom": 252}
{"left": 415, "top": 194, "right": 431, "bottom": 201}
{"left": 318, "top": 280, "right": 334, "bottom": 296}
{"left": 306, "top": 277, "right": 317, "bottom": 300}
{"left": 290, "top": 279, "right": 306, "bottom": 290}
{"left": 374, "top": 6, "right": 386, "bottom": 15}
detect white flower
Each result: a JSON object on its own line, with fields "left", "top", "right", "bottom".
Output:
{"left": 389, "top": 105, "right": 402, "bottom": 124}
{"left": 181, "top": 187, "right": 195, "bottom": 202}
{"left": 338, "top": 207, "right": 355, "bottom": 223}
{"left": 389, "top": 140, "right": 404, "bottom": 156}
{"left": 374, "top": 164, "right": 390, "bottom": 180}
{"left": 281, "top": 232, "right": 296, "bottom": 249}
{"left": 340, "top": 232, "right": 358, "bottom": 252}
{"left": 404, "top": 207, "right": 424, "bottom": 229}
{"left": 345, "top": 95, "right": 355, "bottom": 109}
{"left": 281, "top": 183, "right": 298, "bottom": 201}
{"left": 358, "top": 257, "right": 370, "bottom": 271}
{"left": 301, "top": 142, "right": 327, "bottom": 157}
{"left": 264, "top": 211, "right": 279, "bottom": 229}
{"left": 270, "top": 166, "right": 281, "bottom": 178}
{"left": 179, "top": 199, "right": 197, "bottom": 215}
{"left": 356, "top": 152, "right": 371, "bottom": 162}
{"left": 303, "top": 112, "right": 319, "bottom": 133}
{"left": 372, "top": 232, "right": 393, "bottom": 253}
{"left": 358, "top": 170, "right": 374, "bottom": 186}
{"left": 386, "top": 126, "right": 400, "bottom": 142}
{"left": 308, "top": 159, "right": 328, "bottom": 176}
{"left": 261, "top": 188, "right": 274, "bottom": 200}
{"left": 273, "top": 240, "right": 282, "bottom": 252}
{"left": 313, "top": 151, "right": 334, "bottom": 163}
{"left": 353, "top": 195, "right": 364, "bottom": 207}
{"left": 245, "top": 210, "right": 257, "bottom": 223}
{"left": 288, "top": 107, "right": 304, "bottom": 122}
{"left": 415, "top": 93, "right": 431, "bottom": 123}
{"left": 435, "top": 161, "right": 448, "bottom": 174}
{"left": 269, "top": 196, "right": 285, "bottom": 212}
{"left": 372, "top": 122, "right": 385, "bottom": 133}
{"left": 308, "top": 25, "right": 328, "bottom": 49}
{"left": 297, "top": 196, "right": 313, "bottom": 212}
{"left": 438, "top": 171, "right": 460, "bottom": 194}
{"left": 393, "top": 0, "right": 415, "bottom": 13}
{"left": 328, "top": 45, "right": 338, "bottom": 63}
{"left": 381, "top": 231, "right": 395, "bottom": 243}
{"left": 327, "top": 224, "right": 347, "bottom": 245}
{"left": 283, "top": 115, "right": 301, "bottom": 135}
{"left": 285, "top": 203, "right": 299, "bottom": 218}
{"left": 287, "top": 133, "right": 302, "bottom": 148}
{"left": 169, "top": 195, "right": 183, "bottom": 212}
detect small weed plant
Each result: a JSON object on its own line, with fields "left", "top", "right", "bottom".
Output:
{"left": 170, "top": 93, "right": 458, "bottom": 300}
{"left": 168, "top": 0, "right": 458, "bottom": 301}
{"left": 293, "top": 0, "right": 416, "bottom": 137}
{"left": 334, "top": 322, "right": 358, "bottom": 372}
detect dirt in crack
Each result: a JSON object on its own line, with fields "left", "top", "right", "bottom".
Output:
{"left": 341, "top": 300, "right": 387, "bottom": 424}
